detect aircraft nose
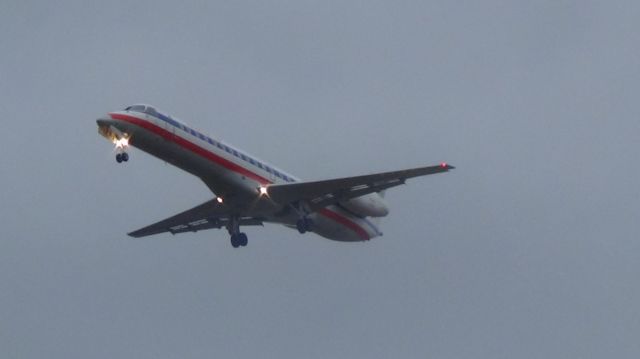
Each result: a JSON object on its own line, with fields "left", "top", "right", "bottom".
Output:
{"left": 96, "top": 114, "right": 116, "bottom": 127}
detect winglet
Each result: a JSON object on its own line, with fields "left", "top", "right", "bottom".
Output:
{"left": 440, "top": 162, "right": 455, "bottom": 170}
{"left": 440, "top": 162, "right": 455, "bottom": 171}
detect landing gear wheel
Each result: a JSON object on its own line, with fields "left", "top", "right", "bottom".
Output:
{"left": 296, "top": 218, "right": 313, "bottom": 234}
{"left": 230, "top": 233, "right": 248, "bottom": 248}
{"left": 116, "top": 153, "right": 123, "bottom": 163}
{"left": 296, "top": 220, "right": 306, "bottom": 234}
{"left": 231, "top": 234, "right": 240, "bottom": 248}
{"left": 121, "top": 152, "right": 129, "bottom": 162}
{"left": 239, "top": 233, "right": 248, "bottom": 247}
{"left": 227, "top": 216, "right": 248, "bottom": 248}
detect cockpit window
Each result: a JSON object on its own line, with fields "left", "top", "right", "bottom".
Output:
{"left": 144, "top": 106, "right": 158, "bottom": 117}
{"left": 126, "top": 105, "right": 147, "bottom": 113}
{"left": 123, "top": 104, "right": 189, "bottom": 129}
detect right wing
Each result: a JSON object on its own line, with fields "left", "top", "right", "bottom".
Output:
{"left": 128, "top": 198, "right": 262, "bottom": 238}
{"left": 267, "top": 163, "right": 454, "bottom": 211}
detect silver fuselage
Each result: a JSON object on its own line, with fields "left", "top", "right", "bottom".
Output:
{"left": 98, "top": 109, "right": 383, "bottom": 241}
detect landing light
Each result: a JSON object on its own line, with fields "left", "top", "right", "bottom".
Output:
{"left": 216, "top": 197, "right": 224, "bottom": 204}
{"left": 259, "top": 186, "right": 268, "bottom": 196}
{"left": 114, "top": 137, "right": 129, "bottom": 149}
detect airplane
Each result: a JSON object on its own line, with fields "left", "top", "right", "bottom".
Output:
{"left": 97, "top": 104, "right": 454, "bottom": 248}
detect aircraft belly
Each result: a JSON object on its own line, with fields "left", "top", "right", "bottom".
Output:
{"left": 126, "top": 126, "right": 232, "bottom": 187}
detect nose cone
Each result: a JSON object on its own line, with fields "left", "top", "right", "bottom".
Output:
{"left": 96, "top": 117, "right": 111, "bottom": 127}
{"left": 97, "top": 113, "right": 117, "bottom": 126}
{"left": 96, "top": 115, "right": 121, "bottom": 141}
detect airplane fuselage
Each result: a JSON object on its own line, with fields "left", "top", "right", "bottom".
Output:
{"left": 98, "top": 106, "right": 384, "bottom": 242}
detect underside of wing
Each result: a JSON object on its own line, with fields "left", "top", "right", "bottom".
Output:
{"left": 128, "top": 198, "right": 262, "bottom": 238}
{"left": 266, "top": 163, "right": 454, "bottom": 211}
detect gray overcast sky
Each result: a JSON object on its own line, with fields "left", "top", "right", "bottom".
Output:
{"left": 1, "top": 1, "right": 639, "bottom": 358}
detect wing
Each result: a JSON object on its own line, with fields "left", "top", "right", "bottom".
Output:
{"left": 128, "top": 198, "right": 262, "bottom": 238}
{"left": 266, "top": 163, "right": 454, "bottom": 210}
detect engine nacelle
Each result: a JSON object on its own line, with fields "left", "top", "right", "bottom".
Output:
{"left": 340, "top": 193, "right": 389, "bottom": 217}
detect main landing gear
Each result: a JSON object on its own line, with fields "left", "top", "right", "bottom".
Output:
{"left": 227, "top": 217, "right": 248, "bottom": 248}
{"left": 296, "top": 217, "right": 313, "bottom": 234}
{"left": 290, "top": 202, "right": 313, "bottom": 234}
{"left": 230, "top": 233, "right": 248, "bottom": 248}
{"left": 115, "top": 152, "right": 129, "bottom": 163}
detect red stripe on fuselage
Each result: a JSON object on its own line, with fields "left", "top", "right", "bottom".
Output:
{"left": 110, "top": 113, "right": 270, "bottom": 184}
{"left": 318, "top": 208, "right": 370, "bottom": 240}
{"left": 110, "top": 112, "right": 370, "bottom": 240}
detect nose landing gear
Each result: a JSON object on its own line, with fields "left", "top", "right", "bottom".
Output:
{"left": 115, "top": 152, "right": 129, "bottom": 163}
{"left": 114, "top": 136, "right": 130, "bottom": 164}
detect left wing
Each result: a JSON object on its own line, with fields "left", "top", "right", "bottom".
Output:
{"left": 128, "top": 198, "right": 262, "bottom": 238}
{"left": 267, "top": 163, "right": 454, "bottom": 211}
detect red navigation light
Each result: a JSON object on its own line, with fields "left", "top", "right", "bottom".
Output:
{"left": 440, "top": 162, "right": 448, "bottom": 168}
